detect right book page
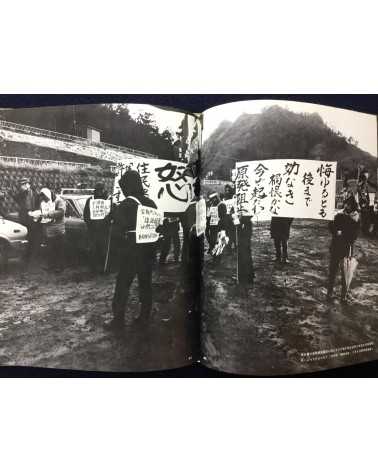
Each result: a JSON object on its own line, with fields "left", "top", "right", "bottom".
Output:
{"left": 200, "top": 99, "right": 378, "bottom": 375}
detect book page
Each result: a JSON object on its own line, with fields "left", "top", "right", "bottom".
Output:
{"left": 201, "top": 99, "right": 378, "bottom": 375}
{"left": 0, "top": 103, "right": 202, "bottom": 372}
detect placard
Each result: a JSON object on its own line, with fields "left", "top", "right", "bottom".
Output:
{"left": 89, "top": 198, "right": 111, "bottom": 220}
{"left": 135, "top": 205, "right": 163, "bottom": 244}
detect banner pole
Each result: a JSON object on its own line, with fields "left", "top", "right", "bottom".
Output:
{"left": 103, "top": 195, "right": 113, "bottom": 274}
{"left": 235, "top": 224, "right": 239, "bottom": 285}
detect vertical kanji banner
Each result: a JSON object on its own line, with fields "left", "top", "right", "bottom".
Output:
{"left": 113, "top": 158, "right": 194, "bottom": 213}
{"left": 235, "top": 159, "right": 337, "bottom": 221}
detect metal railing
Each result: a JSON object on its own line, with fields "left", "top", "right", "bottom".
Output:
{"left": 0, "top": 120, "right": 159, "bottom": 160}
{"left": 0, "top": 155, "right": 92, "bottom": 170}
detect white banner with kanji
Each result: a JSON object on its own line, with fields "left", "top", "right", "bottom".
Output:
{"left": 235, "top": 159, "right": 337, "bottom": 221}
{"left": 113, "top": 158, "right": 194, "bottom": 213}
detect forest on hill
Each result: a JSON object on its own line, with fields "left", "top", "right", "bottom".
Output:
{"left": 202, "top": 105, "right": 377, "bottom": 181}
{"left": 0, "top": 104, "right": 189, "bottom": 161}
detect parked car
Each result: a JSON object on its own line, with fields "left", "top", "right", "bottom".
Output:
{"left": 0, "top": 214, "right": 28, "bottom": 268}
{"left": 62, "top": 193, "right": 92, "bottom": 253}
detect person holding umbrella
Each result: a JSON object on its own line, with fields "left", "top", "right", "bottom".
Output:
{"left": 327, "top": 195, "right": 360, "bottom": 302}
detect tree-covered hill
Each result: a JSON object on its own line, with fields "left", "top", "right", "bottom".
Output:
{"left": 0, "top": 104, "right": 181, "bottom": 161}
{"left": 202, "top": 105, "right": 377, "bottom": 181}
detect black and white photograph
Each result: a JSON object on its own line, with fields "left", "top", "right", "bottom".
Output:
{"left": 0, "top": 103, "right": 202, "bottom": 371}
{"left": 200, "top": 100, "right": 378, "bottom": 375}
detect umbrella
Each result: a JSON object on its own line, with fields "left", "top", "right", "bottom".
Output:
{"left": 343, "top": 247, "right": 358, "bottom": 292}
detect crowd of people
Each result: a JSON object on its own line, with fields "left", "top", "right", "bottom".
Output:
{"left": 7, "top": 166, "right": 378, "bottom": 331}
{"left": 203, "top": 172, "right": 378, "bottom": 304}
{"left": 10, "top": 169, "right": 203, "bottom": 334}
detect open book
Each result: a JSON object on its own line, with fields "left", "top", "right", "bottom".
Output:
{"left": 0, "top": 99, "right": 377, "bottom": 375}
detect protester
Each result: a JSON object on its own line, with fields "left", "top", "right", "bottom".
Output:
{"left": 39, "top": 188, "right": 66, "bottom": 272}
{"left": 14, "top": 177, "right": 41, "bottom": 267}
{"left": 372, "top": 198, "right": 378, "bottom": 237}
{"left": 159, "top": 216, "right": 180, "bottom": 264}
{"left": 236, "top": 215, "right": 254, "bottom": 284}
{"left": 109, "top": 170, "right": 159, "bottom": 331}
{"left": 181, "top": 177, "right": 204, "bottom": 316}
{"left": 270, "top": 216, "right": 294, "bottom": 263}
{"left": 341, "top": 177, "right": 354, "bottom": 203}
{"left": 83, "top": 182, "right": 109, "bottom": 274}
{"left": 357, "top": 173, "right": 371, "bottom": 236}
{"left": 223, "top": 184, "right": 236, "bottom": 250}
{"left": 327, "top": 195, "right": 360, "bottom": 302}
{"left": 205, "top": 193, "right": 220, "bottom": 254}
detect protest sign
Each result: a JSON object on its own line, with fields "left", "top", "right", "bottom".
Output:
{"left": 235, "top": 159, "right": 337, "bottom": 221}
{"left": 113, "top": 158, "right": 194, "bottom": 213}
{"left": 196, "top": 198, "right": 207, "bottom": 236}
{"left": 135, "top": 205, "right": 163, "bottom": 244}
{"left": 224, "top": 197, "right": 236, "bottom": 215}
{"left": 209, "top": 206, "right": 219, "bottom": 226}
{"left": 89, "top": 198, "right": 111, "bottom": 220}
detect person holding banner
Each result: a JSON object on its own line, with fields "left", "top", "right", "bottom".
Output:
{"left": 357, "top": 173, "right": 371, "bottom": 236}
{"left": 109, "top": 170, "right": 160, "bottom": 331}
{"left": 83, "top": 182, "right": 110, "bottom": 274}
{"left": 236, "top": 215, "right": 255, "bottom": 285}
{"left": 327, "top": 195, "right": 360, "bottom": 302}
{"left": 270, "top": 217, "right": 294, "bottom": 264}
{"left": 206, "top": 193, "right": 221, "bottom": 254}
{"left": 159, "top": 216, "right": 181, "bottom": 265}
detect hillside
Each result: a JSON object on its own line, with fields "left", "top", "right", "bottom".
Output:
{"left": 202, "top": 105, "right": 377, "bottom": 181}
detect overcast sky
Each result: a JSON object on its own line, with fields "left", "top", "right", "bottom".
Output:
{"left": 202, "top": 100, "right": 377, "bottom": 157}
{"left": 127, "top": 103, "right": 195, "bottom": 136}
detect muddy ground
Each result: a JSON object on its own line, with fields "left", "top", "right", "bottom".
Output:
{"left": 0, "top": 252, "right": 197, "bottom": 372}
{"left": 202, "top": 219, "right": 378, "bottom": 375}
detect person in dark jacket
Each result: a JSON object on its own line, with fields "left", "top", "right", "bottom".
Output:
{"left": 83, "top": 182, "right": 109, "bottom": 273}
{"left": 236, "top": 215, "right": 254, "bottom": 284}
{"left": 327, "top": 195, "right": 360, "bottom": 302}
{"left": 14, "top": 177, "right": 41, "bottom": 267}
{"left": 357, "top": 173, "right": 371, "bottom": 236}
{"left": 223, "top": 184, "right": 236, "bottom": 251}
{"left": 159, "top": 216, "right": 181, "bottom": 264}
{"left": 109, "top": 170, "right": 159, "bottom": 331}
{"left": 205, "top": 193, "right": 220, "bottom": 254}
{"left": 270, "top": 216, "right": 294, "bottom": 263}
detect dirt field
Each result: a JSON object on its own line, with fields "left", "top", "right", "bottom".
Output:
{"left": 0, "top": 255, "right": 196, "bottom": 372}
{"left": 202, "top": 220, "right": 378, "bottom": 375}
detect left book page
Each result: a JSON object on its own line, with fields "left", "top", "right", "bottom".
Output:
{"left": 0, "top": 103, "right": 202, "bottom": 372}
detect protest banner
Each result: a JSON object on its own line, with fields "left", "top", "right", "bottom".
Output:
{"left": 135, "top": 205, "right": 163, "bottom": 244}
{"left": 113, "top": 157, "right": 194, "bottom": 213}
{"left": 196, "top": 198, "right": 207, "bottom": 236}
{"left": 89, "top": 198, "right": 111, "bottom": 220}
{"left": 235, "top": 159, "right": 337, "bottom": 221}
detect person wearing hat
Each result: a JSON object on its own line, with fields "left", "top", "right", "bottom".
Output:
{"left": 109, "top": 170, "right": 159, "bottom": 331}
{"left": 83, "top": 182, "right": 110, "bottom": 273}
{"left": 14, "top": 177, "right": 41, "bottom": 267}
{"left": 38, "top": 188, "right": 66, "bottom": 272}
{"left": 327, "top": 195, "right": 360, "bottom": 302}
{"left": 205, "top": 193, "right": 221, "bottom": 254}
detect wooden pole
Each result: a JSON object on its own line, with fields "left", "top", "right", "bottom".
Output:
{"left": 103, "top": 195, "right": 113, "bottom": 273}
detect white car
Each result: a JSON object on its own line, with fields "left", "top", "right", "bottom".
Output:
{"left": 0, "top": 215, "right": 28, "bottom": 267}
